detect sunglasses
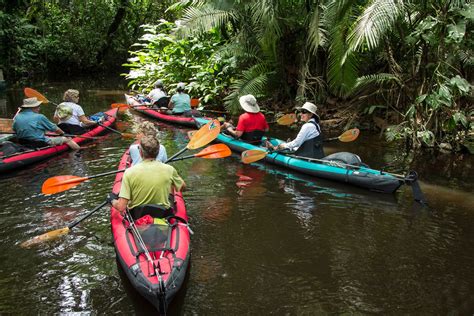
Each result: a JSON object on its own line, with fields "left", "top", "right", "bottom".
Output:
{"left": 300, "top": 109, "right": 310, "bottom": 114}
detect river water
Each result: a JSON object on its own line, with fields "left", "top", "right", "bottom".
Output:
{"left": 0, "top": 78, "right": 473, "bottom": 314}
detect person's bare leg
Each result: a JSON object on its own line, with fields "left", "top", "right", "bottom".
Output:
{"left": 65, "top": 139, "right": 80, "bottom": 150}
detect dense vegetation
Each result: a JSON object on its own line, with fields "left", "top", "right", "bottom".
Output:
{"left": 1, "top": 0, "right": 472, "bottom": 151}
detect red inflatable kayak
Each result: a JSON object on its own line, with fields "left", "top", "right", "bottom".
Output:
{"left": 110, "top": 149, "right": 191, "bottom": 313}
{"left": 0, "top": 108, "right": 118, "bottom": 173}
{"left": 125, "top": 94, "right": 198, "bottom": 127}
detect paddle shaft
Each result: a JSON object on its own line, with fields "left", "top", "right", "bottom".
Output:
{"left": 0, "top": 131, "right": 100, "bottom": 139}
{"left": 97, "top": 122, "right": 123, "bottom": 136}
{"left": 68, "top": 200, "right": 109, "bottom": 229}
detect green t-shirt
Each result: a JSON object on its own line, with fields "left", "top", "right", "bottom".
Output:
{"left": 119, "top": 160, "right": 184, "bottom": 209}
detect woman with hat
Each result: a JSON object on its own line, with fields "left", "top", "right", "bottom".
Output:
{"left": 223, "top": 94, "right": 269, "bottom": 144}
{"left": 269, "top": 102, "right": 324, "bottom": 159}
{"left": 54, "top": 89, "right": 98, "bottom": 135}
{"left": 13, "top": 97, "right": 80, "bottom": 150}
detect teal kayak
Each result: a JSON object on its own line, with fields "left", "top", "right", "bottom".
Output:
{"left": 195, "top": 117, "right": 405, "bottom": 194}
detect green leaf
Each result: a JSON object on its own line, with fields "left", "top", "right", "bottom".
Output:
{"left": 447, "top": 21, "right": 466, "bottom": 43}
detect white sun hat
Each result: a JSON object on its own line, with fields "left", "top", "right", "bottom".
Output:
{"left": 239, "top": 94, "right": 260, "bottom": 113}
{"left": 21, "top": 97, "right": 43, "bottom": 108}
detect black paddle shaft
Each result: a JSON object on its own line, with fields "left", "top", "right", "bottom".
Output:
{"left": 68, "top": 200, "right": 109, "bottom": 229}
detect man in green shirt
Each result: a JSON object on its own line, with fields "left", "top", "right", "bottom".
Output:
{"left": 110, "top": 135, "right": 185, "bottom": 214}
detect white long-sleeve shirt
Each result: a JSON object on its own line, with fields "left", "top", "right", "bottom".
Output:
{"left": 280, "top": 118, "right": 320, "bottom": 150}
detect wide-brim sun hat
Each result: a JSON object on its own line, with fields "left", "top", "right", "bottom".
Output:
{"left": 21, "top": 97, "right": 43, "bottom": 108}
{"left": 239, "top": 94, "right": 260, "bottom": 113}
{"left": 297, "top": 102, "right": 318, "bottom": 116}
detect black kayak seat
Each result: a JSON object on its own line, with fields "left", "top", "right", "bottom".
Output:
{"left": 130, "top": 204, "right": 174, "bottom": 221}
{"left": 322, "top": 152, "right": 362, "bottom": 166}
{"left": 154, "top": 96, "right": 170, "bottom": 108}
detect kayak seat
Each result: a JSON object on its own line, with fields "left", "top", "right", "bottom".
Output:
{"left": 154, "top": 96, "right": 170, "bottom": 108}
{"left": 322, "top": 152, "right": 362, "bottom": 166}
{"left": 130, "top": 204, "right": 173, "bottom": 221}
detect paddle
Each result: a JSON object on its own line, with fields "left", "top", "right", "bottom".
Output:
{"left": 165, "top": 119, "right": 221, "bottom": 162}
{"left": 325, "top": 128, "right": 359, "bottom": 142}
{"left": 24, "top": 88, "right": 59, "bottom": 106}
{"left": 97, "top": 121, "right": 134, "bottom": 139}
{"left": 20, "top": 200, "right": 109, "bottom": 247}
{"left": 241, "top": 129, "right": 360, "bottom": 164}
{"left": 42, "top": 120, "right": 222, "bottom": 195}
{"left": 276, "top": 113, "right": 297, "bottom": 125}
{"left": 0, "top": 131, "right": 101, "bottom": 140}
{"left": 169, "top": 143, "right": 231, "bottom": 161}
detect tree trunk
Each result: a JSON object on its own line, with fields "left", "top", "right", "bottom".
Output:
{"left": 96, "top": 0, "right": 129, "bottom": 64}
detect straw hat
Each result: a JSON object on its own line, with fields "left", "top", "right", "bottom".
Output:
{"left": 239, "top": 94, "right": 260, "bottom": 113}
{"left": 21, "top": 97, "right": 42, "bottom": 108}
{"left": 297, "top": 102, "right": 318, "bottom": 116}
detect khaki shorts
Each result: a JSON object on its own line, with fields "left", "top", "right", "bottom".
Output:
{"left": 46, "top": 136, "right": 68, "bottom": 145}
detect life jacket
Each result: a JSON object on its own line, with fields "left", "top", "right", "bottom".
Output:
{"left": 294, "top": 120, "right": 324, "bottom": 159}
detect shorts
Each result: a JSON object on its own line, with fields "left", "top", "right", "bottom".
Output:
{"left": 46, "top": 136, "right": 68, "bottom": 146}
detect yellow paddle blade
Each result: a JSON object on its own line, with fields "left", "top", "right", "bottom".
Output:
{"left": 20, "top": 227, "right": 70, "bottom": 248}
{"left": 339, "top": 128, "right": 360, "bottom": 142}
{"left": 187, "top": 130, "right": 197, "bottom": 140}
{"left": 187, "top": 120, "right": 221, "bottom": 150}
{"left": 42, "top": 175, "right": 89, "bottom": 195}
{"left": 241, "top": 149, "right": 268, "bottom": 164}
{"left": 277, "top": 113, "right": 297, "bottom": 125}
{"left": 195, "top": 144, "right": 232, "bottom": 159}
{"left": 24, "top": 88, "right": 49, "bottom": 104}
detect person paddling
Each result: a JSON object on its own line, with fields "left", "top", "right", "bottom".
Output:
{"left": 223, "top": 94, "right": 269, "bottom": 144}
{"left": 168, "top": 82, "right": 191, "bottom": 116}
{"left": 13, "top": 97, "right": 80, "bottom": 150}
{"left": 129, "top": 121, "right": 168, "bottom": 165}
{"left": 268, "top": 102, "right": 324, "bottom": 159}
{"left": 147, "top": 80, "right": 168, "bottom": 107}
{"left": 54, "top": 89, "right": 98, "bottom": 135}
{"left": 109, "top": 135, "right": 185, "bottom": 216}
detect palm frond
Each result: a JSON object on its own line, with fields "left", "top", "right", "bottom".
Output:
{"left": 224, "top": 63, "right": 271, "bottom": 112}
{"left": 180, "top": 6, "right": 235, "bottom": 36}
{"left": 353, "top": 73, "right": 401, "bottom": 91}
{"left": 348, "top": 0, "right": 405, "bottom": 51}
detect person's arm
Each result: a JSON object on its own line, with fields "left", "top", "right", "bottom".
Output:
{"left": 278, "top": 124, "right": 313, "bottom": 150}
{"left": 171, "top": 168, "right": 186, "bottom": 191}
{"left": 79, "top": 115, "right": 97, "bottom": 126}
{"left": 112, "top": 197, "right": 129, "bottom": 215}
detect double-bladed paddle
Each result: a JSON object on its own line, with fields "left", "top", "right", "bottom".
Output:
{"left": 41, "top": 119, "right": 222, "bottom": 195}
{"left": 0, "top": 131, "right": 101, "bottom": 140}
{"left": 241, "top": 129, "right": 360, "bottom": 164}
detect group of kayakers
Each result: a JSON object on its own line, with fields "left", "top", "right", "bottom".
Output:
{"left": 141, "top": 81, "right": 195, "bottom": 116}
{"left": 12, "top": 88, "right": 101, "bottom": 150}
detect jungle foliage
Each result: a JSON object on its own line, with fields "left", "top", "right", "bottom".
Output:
{"left": 125, "top": 0, "right": 473, "bottom": 151}
{"left": 0, "top": 0, "right": 176, "bottom": 80}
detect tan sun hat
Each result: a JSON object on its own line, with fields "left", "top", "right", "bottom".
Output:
{"left": 21, "top": 97, "right": 43, "bottom": 108}
{"left": 297, "top": 102, "right": 318, "bottom": 116}
{"left": 239, "top": 94, "right": 260, "bottom": 113}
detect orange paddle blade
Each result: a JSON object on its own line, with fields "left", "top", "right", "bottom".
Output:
{"left": 339, "top": 128, "right": 360, "bottom": 142}
{"left": 241, "top": 150, "right": 268, "bottom": 164}
{"left": 195, "top": 144, "right": 231, "bottom": 159}
{"left": 42, "top": 175, "right": 89, "bottom": 195}
{"left": 121, "top": 132, "right": 135, "bottom": 139}
{"left": 276, "top": 113, "right": 297, "bottom": 125}
{"left": 20, "top": 227, "right": 70, "bottom": 248}
{"left": 111, "top": 103, "right": 129, "bottom": 109}
{"left": 190, "top": 98, "right": 200, "bottom": 108}
{"left": 187, "top": 120, "right": 221, "bottom": 149}
{"left": 24, "top": 88, "right": 49, "bottom": 104}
